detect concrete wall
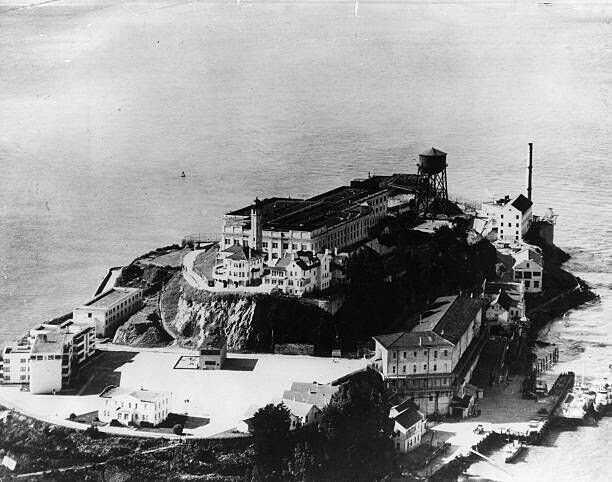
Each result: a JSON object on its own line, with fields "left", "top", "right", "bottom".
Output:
{"left": 29, "top": 356, "right": 62, "bottom": 394}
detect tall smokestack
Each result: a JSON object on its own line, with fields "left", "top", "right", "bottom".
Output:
{"left": 527, "top": 143, "right": 533, "bottom": 201}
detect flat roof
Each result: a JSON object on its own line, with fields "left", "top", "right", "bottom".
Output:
{"left": 31, "top": 335, "right": 64, "bottom": 354}
{"left": 82, "top": 288, "right": 139, "bottom": 309}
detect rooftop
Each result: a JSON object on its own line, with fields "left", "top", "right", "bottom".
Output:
{"left": 412, "top": 295, "right": 483, "bottom": 345}
{"left": 514, "top": 248, "right": 543, "bottom": 267}
{"left": 282, "top": 382, "right": 338, "bottom": 409}
{"left": 394, "top": 405, "right": 424, "bottom": 430}
{"left": 281, "top": 399, "right": 317, "bottom": 418}
{"left": 510, "top": 194, "right": 533, "bottom": 213}
{"left": 221, "top": 245, "right": 266, "bottom": 261}
{"left": 99, "top": 385, "right": 169, "bottom": 403}
{"left": 373, "top": 331, "right": 453, "bottom": 350}
{"left": 31, "top": 334, "right": 64, "bottom": 355}
{"left": 81, "top": 288, "right": 140, "bottom": 309}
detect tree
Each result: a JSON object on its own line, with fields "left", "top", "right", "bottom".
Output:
{"left": 318, "top": 370, "right": 394, "bottom": 481}
{"left": 251, "top": 403, "right": 291, "bottom": 473}
{"left": 172, "top": 424, "right": 183, "bottom": 436}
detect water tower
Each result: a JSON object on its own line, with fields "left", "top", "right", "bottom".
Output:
{"left": 415, "top": 147, "right": 449, "bottom": 217}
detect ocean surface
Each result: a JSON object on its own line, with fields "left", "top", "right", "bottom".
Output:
{"left": 1, "top": 0, "right": 611, "bottom": 479}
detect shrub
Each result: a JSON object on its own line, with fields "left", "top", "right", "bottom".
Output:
{"left": 69, "top": 413, "right": 77, "bottom": 421}
{"left": 84, "top": 425, "right": 100, "bottom": 438}
{"left": 173, "top": 424, "right": 183, "bottom": 436}
{"left": 109, "top": 419, "right": 122, "bottom": 427}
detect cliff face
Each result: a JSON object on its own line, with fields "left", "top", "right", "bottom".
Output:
{"left": 160, "top": 275, "right": 335, "bottom": 352}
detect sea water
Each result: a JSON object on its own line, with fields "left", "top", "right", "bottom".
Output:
{"left": 1, "top": 1, "right": 611, "bottom": 480}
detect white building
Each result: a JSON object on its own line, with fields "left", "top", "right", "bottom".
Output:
{"left": 221, "top": 183, "right": 389, "bottom": 262}
{"left": 282, "top": 382, "right": 339, "bottom": 410}
{"left": 214, "top": 245, "right": 266, "bottom": 288}
{"left": 98, "top": 386, "right": 171, "bottom": 427}
{"left": 282, "top": 399, "right": 321, "bottom": 430}
{"left": 262, "top": 250, "right": 332, "bottom": 296}
{"left": 483, "top": 281, "right": 526, "bottom": 323}
{"left": 390, "top": 399, "right": 427, "bottom": 453}
{"left": 373, "top": 295, "right": 484, "bottom": 416}
{"left": 513, "top": 248, "right": 543, "bottom": 293}
{"left": 199, "top": 338, "right": 227, "bottom": 370}
{"left": 73, "top": 287, "right": 143, "bottom": 338}
{"left": 498, "top": 194, "right": 533, "bottom": 243}
{"left": 1, "top": 318, "right": 96, "bottom": 394}
{"left": 479, "top": 194, "right": 534, "bottom": 243}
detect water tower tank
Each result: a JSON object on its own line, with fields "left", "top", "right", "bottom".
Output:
{"left": 418, "top": 147, "right": 447, "bottom": 175}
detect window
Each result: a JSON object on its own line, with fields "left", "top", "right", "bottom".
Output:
{"left": 392, "top": 352, "right": 396, "bottom": 359}
{"left": 88, "top": 313, "right": 92, "bottom": 318}
{"left": 262, "top": 242, "right": 268, "bottom": 248}
{"left": 392, "top": 366, "right": 396, "bottom": 373}
{"left": 225, "top": 239, "right": 230, "bottom": 245}
{"left": 413, "top": 365, "right": 416, "bottom": 373}
{"left": 423, "top": 364, "right": 427, "bottom": 370}
{"left": 443, "top": 350, "right": 448, "bottom": 357}
{"left": 423, "top": 350, "right": 427, "bottom": 356}
{"left": 283, "top": 243, "right": 289, "bottom": 249}
{"left": 402, "top": 366, "right": 406, "bottom": 373}
{"left": 516, "top": 215, "right": 519, "bottom": 219}
{"left": 433, "top": 364, "right": 437, "bottom": 371}
{"left": 500, "top": 222, "right": 503, "bottom": 227}
{"left": 434, "top": 351, "right": 437, "bottom": 358}
{"left": 403, "top": 351, "right": 406, "bottom": 358}
{"left": 525, "top": 280, "right": 531, "bottom": 288}
{"left": 272, "top": 242, "right": 278, "bottom": 248}
{"left": 292, "top": 244, "right": 298, "bottom": 250}
{"left": 534, "top": 281, "right": 540, "bottom": 288}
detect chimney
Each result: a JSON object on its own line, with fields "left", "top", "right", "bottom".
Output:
{"left": 527, "top": 142, "right": 533, "bottom": 201}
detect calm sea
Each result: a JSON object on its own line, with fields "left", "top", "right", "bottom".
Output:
{"left": 1, "top": 0, "right": 611, "bottom": 479}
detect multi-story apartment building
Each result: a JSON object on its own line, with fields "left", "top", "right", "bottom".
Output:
{"left": 99, "top": 386, "right": 171, "bottom": 427}
{"left": 373, "top": 295, "right": 485, "bottom": 416}
{"left": 73, "top": 287, "right": 142, "bottom": 338}
{"left": 1, "top": 319, "right": 96, "bottom": 394}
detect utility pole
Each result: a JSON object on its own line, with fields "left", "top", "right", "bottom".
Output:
{"left": 527, "top": 143, "right": 533, "bottom": 201}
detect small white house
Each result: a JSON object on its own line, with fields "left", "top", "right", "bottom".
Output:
{"left": 391, "top": 400, "right": 427, "bottom": 453}
{"left": 262, "top": 250, "right": 332, "bottom": 296}
{"left": 99, "top": 386, "right": 171, "bottom": 427}
{"left": 513, "top": 248, "right": 543, "bottom": 293}
{"left": 281, "top": 399, "right": 321, "bottom": 430}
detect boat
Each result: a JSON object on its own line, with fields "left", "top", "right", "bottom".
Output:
{"left": 571, "top": 383, "right": 595, "bottom": 410}
{"left": 504, "top": 440, "right": 526, "bottom": 463}
{"left": 559, "top": 391, "right": 588, "bottom": 420}
{"left": 180, "top": 171, "right": 186, "bottom": 178}
{"left": 593, "top": 380, "right": 612, "bottom": 414}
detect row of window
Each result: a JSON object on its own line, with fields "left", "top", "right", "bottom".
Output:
{"left": 392, "top": 349, "right": 449, "bottom": 359}
{"left": 391, "top": 363, "right": 448, "bottom": 374}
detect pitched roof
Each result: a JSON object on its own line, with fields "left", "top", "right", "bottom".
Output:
{"left": 513, "top": 248, "right": 543, "bottom": 267}
{"left": 491, "top": 291, "right": 513, "bottom": 311}
{"left": 412, "top": 296, "right": 483, "bottom": 345}
{"left": 281, "top": 399, "right": 317, "bottom": 418}
{"left": 373, "top": 331, "right": 452, "bottom": 350}
{"left": 391, "top": 398, "right": 421, "bottom": 415}
{"left": 394, "top": 406, "right": 424, "bottom": 430}
{"left": 222, "top": 245, "right": 265, "bottom": 261}
{"left": 420, "top": 147, "right": 446, "bottom": 157}
{"left": 282, "top": 382, "right": 338, "bottom": 409}
{"left": 99, "top": 385, "right": 169, "bottom": 403}
{"left": 510, "top": 194, "right": 533, "bottom": 213}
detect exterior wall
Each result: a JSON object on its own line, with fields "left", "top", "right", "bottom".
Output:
{"left": 499, "top": 205, "right": 532, "bottom": 242}
{"left": 29, "top": 355, "right": 62, "bottom": 394}
{"left": 99, "top": 394, "right": 170, "bottom": 426}
{"left": 199, "top": 344, "right": 226, "bottom": 370}
{"left": 1, "top": 347, "right": 31, "bottom": 384}
{"left": 261, "top": 252, "right": 333, "bottom": 297}
{"left": 73, "top": 289, "right": 143, "bottom": 338}
{"left": 221, "top": 191, "right": 388, "bottom": 261}
{"left": 214, "top": 255, "right": 264, "bottom": 287}
{"left": 513, "top": 261, "right": 543, "bottom": 293}
{"left": 485, "top": 303, "right": 510, "bottom": 323}
{"left": 288, "top": 406, "right": 320, "bottom": 430}
{"left": 394, "top": 418, "right": 426, "bottom": 453}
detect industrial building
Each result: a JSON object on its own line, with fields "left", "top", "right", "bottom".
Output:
{"left": 73, "top": 287, "right": 143, "bottom": 338}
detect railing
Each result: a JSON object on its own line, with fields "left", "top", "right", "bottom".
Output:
{"left": 182, "top": 233, "right": 221, "bottom": 244}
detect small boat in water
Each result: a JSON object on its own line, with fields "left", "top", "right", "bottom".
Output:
{"left": 180, "top": 171, "right": 186, "bottom": 178}
{"left": 593, "top": 380, "right": 611, "bottom": 414}
{"left": 504, "top": 440, "right": 526, "bottom": 463}
{"left": 559, "top": 391, "right": 589, "bottom": 420}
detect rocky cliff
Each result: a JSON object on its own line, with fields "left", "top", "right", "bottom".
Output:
{"left": 160, "top": 274, "right": 335, "bottom": 353}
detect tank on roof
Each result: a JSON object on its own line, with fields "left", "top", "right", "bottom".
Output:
{"left": 418, "top": 147, "right": 447, "bottom": 175}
